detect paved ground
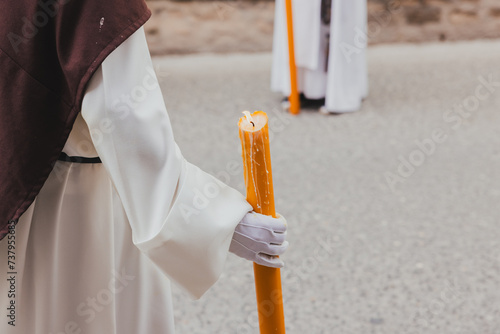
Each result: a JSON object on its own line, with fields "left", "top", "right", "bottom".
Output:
{"left": 153, "top": 39, "right": 500, "bottom": 334}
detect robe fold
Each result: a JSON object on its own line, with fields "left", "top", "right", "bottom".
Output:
{"left": 0, "top": 27, "right": 252, "bottom": 333}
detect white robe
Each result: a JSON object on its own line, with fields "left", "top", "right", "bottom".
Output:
{"left": 0, "top": 27, "right": 251, "bottom": 334}
{"left": 271, "top": 0, "right": 368, "bottom": 112}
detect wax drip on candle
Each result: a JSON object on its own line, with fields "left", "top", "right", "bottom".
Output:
{"left": 242, "top": 111, "right": 255, "bottom": 127}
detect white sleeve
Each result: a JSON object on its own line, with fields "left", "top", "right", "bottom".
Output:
{"left": 80, "top": 27, "right": 252, "bottom": 299}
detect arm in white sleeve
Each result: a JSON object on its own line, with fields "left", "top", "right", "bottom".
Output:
{"left": 80, "top": 27, "right": 252, "bottom": 299}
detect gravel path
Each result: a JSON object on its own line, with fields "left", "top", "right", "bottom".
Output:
{"left": 153, "top": 39, "right": 500, "bottom": 334}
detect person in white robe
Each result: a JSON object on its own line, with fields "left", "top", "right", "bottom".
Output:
{"left": 0, "top": 27, "right": 287, "bottom": 333}
{"left": 271, "top": 0, "right": 368, "bottom": 113}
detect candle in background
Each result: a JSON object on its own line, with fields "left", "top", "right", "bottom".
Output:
{"left": 285, "top": 0, "right": 300, "bottom": 115}
{"left": 238, "top": 111, "right": 286, "bottom": 333}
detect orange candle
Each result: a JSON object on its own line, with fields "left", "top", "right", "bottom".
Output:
{"left": 238, "top": 111, "right": 286, "bottom": 333}
{"left": 285, "top": 0, "right": 300, "bottom": 115}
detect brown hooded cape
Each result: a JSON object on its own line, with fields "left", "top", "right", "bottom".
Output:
{"left": 0, "top": 0, "right": 151, "bottom": 240}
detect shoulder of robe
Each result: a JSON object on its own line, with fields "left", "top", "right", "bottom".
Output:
{"left": 0, "top": 0, "right": 151, "bottom": 240}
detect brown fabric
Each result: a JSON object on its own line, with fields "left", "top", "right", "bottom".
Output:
{"left": 0, "top": 0, "right": 151, "bottom": 240}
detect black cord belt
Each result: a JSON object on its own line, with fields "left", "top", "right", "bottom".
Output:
{"left": 58, "top": 152, "right": 102, "bottom": 164}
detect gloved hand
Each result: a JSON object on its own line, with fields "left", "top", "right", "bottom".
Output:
{"left": 229, "top": 212, "right": 288, "bottom": 268}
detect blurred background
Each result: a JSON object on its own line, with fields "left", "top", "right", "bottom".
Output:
{"left": 143, "top": 0, "right": 500, "bottom": 55}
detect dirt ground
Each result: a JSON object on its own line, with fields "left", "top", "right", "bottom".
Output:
{"left": 144, "top": 1, "right": 276, "bottom": 55}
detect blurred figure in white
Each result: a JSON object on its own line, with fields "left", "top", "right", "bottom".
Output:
{"left": 272, "top": 0, "right": 368, "bottom": 113}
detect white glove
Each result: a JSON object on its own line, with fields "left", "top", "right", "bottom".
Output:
{"left": 229, "top": 212, "right": 288, "bottom": 268}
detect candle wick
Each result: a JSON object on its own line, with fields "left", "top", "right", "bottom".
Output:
{"left": 242, "top": 111, "right": 255, "bottom": 127}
